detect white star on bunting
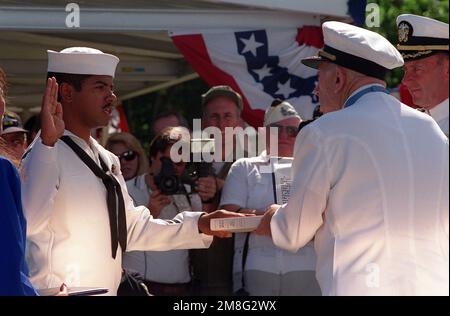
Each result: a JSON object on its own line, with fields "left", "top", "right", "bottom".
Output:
{"left": 240, "top": 34, "right": 264, "bottom": 57}
{"left": 276, "top": 79, "right": 296, "bottom": 98}
{"left": 253, "top": 64, "right": 272, "bottom": 80}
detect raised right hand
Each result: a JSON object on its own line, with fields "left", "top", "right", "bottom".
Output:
{"left": 41, "top": 77, "right": 64, "bottom": 146}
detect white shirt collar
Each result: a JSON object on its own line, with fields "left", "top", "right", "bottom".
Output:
{"left": 63, "top": 129, "right": 101, "bottom": 164}
{"left": 429, "top": 98, "right": 449, "bottom": 123}
{"left": 64, "top": 129, "right": 95, "bottom": 148}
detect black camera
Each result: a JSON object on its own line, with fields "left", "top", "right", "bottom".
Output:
{"left": 153, "top": 157, "right": 192, "bottom": 195}
{"left": 154, "top": 139, "right": 215, "bottom": 195}
{"left": 187, "top": 138, "right": 214, "bottom": 180}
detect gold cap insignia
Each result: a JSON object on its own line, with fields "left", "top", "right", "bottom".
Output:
{"left": 398, "top": 21, "right": 412, "bottom": 43}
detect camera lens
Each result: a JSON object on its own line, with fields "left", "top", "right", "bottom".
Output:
{"left": 154, "top": 157, "right": 185, "bottom": 195}
{"left": 163, "top": 177, "right": 175, "bottom": 189}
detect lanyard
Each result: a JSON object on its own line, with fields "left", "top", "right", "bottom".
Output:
{"left": 344, "top": 85, "right": 390, "bottom": 108}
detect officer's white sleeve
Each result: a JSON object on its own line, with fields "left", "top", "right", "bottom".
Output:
{"left": 112, "top": 156, "right": 213, "bottom": 252}
{"left": 439, "top": 137, "right": 449, "bottom": 258}
{"left": 21, "top": 138, "right": 60, "bottom": 235}
{"left": 271, "top": 125, "right": 330, "bottom": 252}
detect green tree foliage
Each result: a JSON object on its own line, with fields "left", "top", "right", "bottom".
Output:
{"left": 367, "top": 0, "right": 448, "bottom": 87}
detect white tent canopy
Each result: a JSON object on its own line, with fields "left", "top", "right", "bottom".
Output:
{"left": 0, "top": 0, "right": 351, "bottom": 116}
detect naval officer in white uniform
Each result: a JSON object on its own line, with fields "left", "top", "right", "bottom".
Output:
{"left": 397, "top": 14, "right": 449, "bottom": 136}
{"left": 254, "top": 22, "right": 449, "bottom": 295}
{"left": 21, "top": 47, "right": 243, "bottom": 295}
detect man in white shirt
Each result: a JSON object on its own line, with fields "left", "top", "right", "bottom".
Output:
{"left": 397, "top": 14, "right": 449, "bottom": 136}
{"left": 20, "top": 47, "right": 243, "bottom": 295}
{"left": 221, "top": 100, "right": 320, "bottom": 296}
{"left": 254, "top": 22, "right": 449, "bottom": 295}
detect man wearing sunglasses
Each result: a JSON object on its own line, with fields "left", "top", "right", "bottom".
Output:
{"left": 265, "top": 100, "right": 301, "bottom": 156}
{"left": 221, "top": 100, "right": 320, "bottom": 296}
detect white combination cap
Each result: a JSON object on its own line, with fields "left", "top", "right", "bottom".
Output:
{"left": 47, "top": 47, "right": 120, "bottom": 77}
{"left": 396, "top": 14, "right": 449, "bottom": 60}
{"left": 264, "top": 99, "right": 302, "bottom": 127}
{"left": 302, "top": 21, "right": 404, "bottom": 80}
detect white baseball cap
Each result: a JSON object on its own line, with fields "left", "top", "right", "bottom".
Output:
{"left": 264, "top": 99, "right": 302, "bottom": 127}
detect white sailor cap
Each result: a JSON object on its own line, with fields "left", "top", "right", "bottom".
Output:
{"left": 396, "top": 14, "right": 449, "bottom": 61}
{"left": 47, "top": 47, "right": 120, "bottom": 77}
{"left": 264, "top": 99, "right": 302, "bottom": 127}
{"left": 302, "top": 21, "right": 404, "bottom": 80}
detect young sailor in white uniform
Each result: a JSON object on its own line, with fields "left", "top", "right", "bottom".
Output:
{"left": 21, "top": 47, "right": 243, "bottom": 295}
{"left": 253, "top": 22, "right": 449, "bottom": 296}
{"left": 397, "top": 14, "right": 449, "bottom": 136}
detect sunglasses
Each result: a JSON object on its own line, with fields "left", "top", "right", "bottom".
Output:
{"left": 268, "top": 124, "right": 298, "bottom": 138}
{"left": 118, "top": 150, "right": 137, "bottom": 162}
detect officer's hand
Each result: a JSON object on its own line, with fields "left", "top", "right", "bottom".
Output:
{"left": 254, "top": 204, "right": 280, "bottom": 237}
{"left": 195, "top": 176, "right": 217, "bottom": 202}
{"left": 197, "top": 209, "right": 254, "bottom": 238}
{"left": 148, "top": 189, "right": 171, "bottom": 218}
{"left": 41, "top": 77, "right": 65, "bottom": 147}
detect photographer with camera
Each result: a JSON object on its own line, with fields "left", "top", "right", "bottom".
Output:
{"left": 124, "top": 126, "right": 215, "bottom": 295}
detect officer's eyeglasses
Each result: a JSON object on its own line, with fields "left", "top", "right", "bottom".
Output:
{"left": 118, "top": 150, "right": 137, "bottom": 162}
{"left": 268, "top": 124, "right": 298, "bottom": 138}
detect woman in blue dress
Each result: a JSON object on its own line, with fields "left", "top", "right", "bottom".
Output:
{"left": 0, "top": 151, "right": 38, "bottom": 296}
{"left": 0, "top": 67, "right": 38, "bottom": 296}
